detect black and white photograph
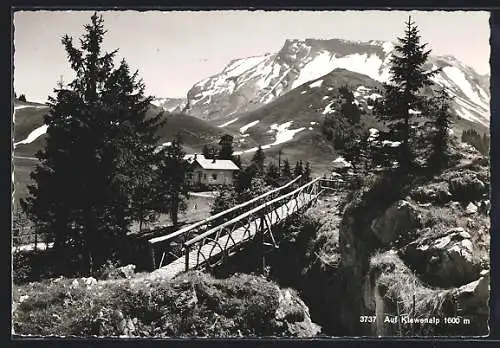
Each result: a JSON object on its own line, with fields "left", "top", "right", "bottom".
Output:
{"left": 11, "top": 9, "right": 491, "bottom": 338}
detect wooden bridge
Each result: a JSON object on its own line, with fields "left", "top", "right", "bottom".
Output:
{"left": 148, "top": 176, "right": 342, "bottom": 280}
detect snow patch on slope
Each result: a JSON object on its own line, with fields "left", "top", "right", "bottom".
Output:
{"left": 240, "top": 120, "right": 259, "bottom": 133}
{"left": 14, "top": 125, "right": 48, "bottom": 147}
{"left": 322, "top": 102, "right": 336, "bottom": 115}
{"left": 442, "top": 66, "right": 489, "bottom": 111}
{"left": 271, "top": 121, "right": 306, "bottom": 145}
{"left": 309, "top": 79, "right": 324, "bottom": 88}
{"left": 218, "top": 118, "right": 239, "bottom": 127}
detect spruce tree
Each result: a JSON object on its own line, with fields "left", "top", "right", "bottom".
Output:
{"left": 20, "top": 13, "right": 164, "bottom": 274}
{"left": 265, "top": 162, "right": 280, "bottom": 185}
{"left": 427, "top": 89, "right": 454, "bottom": 170}
{"left": 377, "top": 16, "right": 439, "bottom": 172}
{"left": 303, "top": 161, "right": 312, "bottom": 182}
{"left": 293, "top": 161, "right": 304, "bottom": 178}
{"left": 281, "top": 159, "right": 292, "bottom": 179}
{"left": 218, "top": 134, "right": 234, "bottom": 160}
{"left": 251, "top": 145, "right": 266, "bottom": 176}
{"left": 156, "top": 134, "right": 191, "bottom": 228}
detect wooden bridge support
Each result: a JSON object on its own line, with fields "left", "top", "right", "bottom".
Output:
{"left": 258, "top": 210, "right": 266, "bottom": 275}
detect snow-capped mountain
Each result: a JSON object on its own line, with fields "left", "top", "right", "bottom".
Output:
{"left": 151, "top": 97, "right": 187, "bottom": 113}
{"left": 183, "top": 38, "right": 490, "bottom": 128}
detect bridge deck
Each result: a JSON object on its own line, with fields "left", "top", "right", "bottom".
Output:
{"left": 151, "top": 193, "right": 313, "bottom": 280}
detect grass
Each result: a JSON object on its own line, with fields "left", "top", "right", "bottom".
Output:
{"left": 12, "top": 271, "right": 319, "bottom": 338}
{"left": 368, "top": 251, "right": 456, "bottom": 335}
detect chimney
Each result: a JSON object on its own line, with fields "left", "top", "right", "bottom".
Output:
{"left": 194, "top": 153, "right": 197, "bottom": 160}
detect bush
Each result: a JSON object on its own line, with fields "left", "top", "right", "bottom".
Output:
{"left": 448, "top": 173, "right": 487, "bottom": 202}
{"left": 13, "top": 271, "right": 316, "bottom": 338}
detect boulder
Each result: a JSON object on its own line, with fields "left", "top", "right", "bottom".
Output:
{"left": 465, "top": 202, "right": 478, "bottom": 215}
{"left": 275, "top": 288, "right": 322, "bottom": 337}
{"left": 401, "top": 227, "right": 481, "bottom": 287}
{"left": 370, "top": 200, "right": 421, "bottom": 245}
{"left": 411, "top": 182, "right": 452, "bottom": 204}
{"left": 451, "top": 272, "right": 490, "bottom": 335}
{"left": 448, "top": 173, "right": 487, "bottom": 202}
{"left": 118, "top": 264, "right": 136, "bottom": 279}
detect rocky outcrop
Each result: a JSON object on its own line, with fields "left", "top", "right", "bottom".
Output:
{"left": 370, "top": 200, "right": 422, "bottom": 245}
{"left": 400, "top": 227, "right": 481, "bottom": 287}
{"left": 275, "top": 288, "right": 322, "bottom": 337}
{"left": 411, "top": 182, "right": 453, "bottom": 204}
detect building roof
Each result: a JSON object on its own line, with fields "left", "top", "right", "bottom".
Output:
{"left": 184, "top": 154, "right": 239, "bottom": 171}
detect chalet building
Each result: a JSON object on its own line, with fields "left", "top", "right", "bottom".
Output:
{"left": 184, "top": 154, "right": 239, "bottom": 186}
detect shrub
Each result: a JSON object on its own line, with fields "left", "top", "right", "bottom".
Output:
{"left": 448, "top": 173, "right": 487, "bottom": 202}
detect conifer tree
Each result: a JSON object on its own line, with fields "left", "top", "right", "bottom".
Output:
{"left": 281, "top": 159, "right": 292, "bottom": 179}
{"left": 303, "top": 161, "right": 312, "bottom": 182}
{"left": 20, "top": 13, "right": 164, "bottom": 274}
{"left": 251, "top": 145, "right": 266, "bottom": 176}
{"left": 377, "top": 16, "right": 440, "bottom": 172}
{"left": 427, "top": 88, "right": 454, "bottom": 170}
{"left": 265, "top": 162, "right": 280, "bottom": 185}
{"left": 156, "top": 134, "right": 191, "bottom": 228}
{"left": 18, "top": 94, "right": 27, "bottom": 102}
{"left": 293, "top": 161, "right": 304, "bottom": 178}
{"left": 218, "top": 134, "right": 234, "bottom": 160}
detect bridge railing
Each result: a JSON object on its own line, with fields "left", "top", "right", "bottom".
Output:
{"left": 148, "top": 175, "right": 303, "bottom": 268}
{"left": 181, "top": 177, "right": 326, "bottom": 272}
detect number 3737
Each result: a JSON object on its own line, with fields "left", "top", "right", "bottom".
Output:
{"left": 360, "top": 316, "right": 377, "bottom": 323}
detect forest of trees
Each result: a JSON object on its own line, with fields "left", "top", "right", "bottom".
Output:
{"left": 461, "top": 128, "right": 490, "bottom": 156}
{"left": 322, "top": 16, "right": 457, "bottom": 175}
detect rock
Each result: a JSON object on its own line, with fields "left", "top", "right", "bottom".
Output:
{"left": 82, "top": 277, "right": 97, "bottom": 287}
{"left": 370, "top": 200, "right": 421, "bottom": 245}
{"left": 19, "top": 295, "right": 29, "bottom": 303}
{"left": 275, "top": 288, "right": 322, "bottom": 337}
{"left": 448, "top": 172, "right": 487, "bottom": 202}
{"left": 453, "top": 273, "right": 490, "bottom": 316}
{"left": 118, "top": 264, "right": 136, "bottom": 279}
{"left": 466, "top": 202, "right": 478, "bottom": 215}
{"left": 401, "top": 227, "right": 481, "bottom": 287}
{"left": 411, "top": 182, "right": 452, "bottom": 204}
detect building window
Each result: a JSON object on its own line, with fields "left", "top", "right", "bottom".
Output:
{"left": 212, "top": 173, "right": 218, "bottom": 181}
{"left": 203, "top": 173, "right": 207, "bottom": 180}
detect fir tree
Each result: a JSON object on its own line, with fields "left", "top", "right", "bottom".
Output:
{"left": 293, "top": 161, "right": 304, "bottom": 178}
{"left": 156, "top": 134, "right": 191, "bottom": 228}
{"left": 218, "top": 134, "right": 234, "bottom": 160}
{"left": 20, "top": 13, "right": 164, "bottom": 274}
{"left": 377, "top": 16, "right": 440, "bottom": 172}
{"left": 251, "top": 145, "right": 266, "bottom": 176}
{"left": 303, "top": 161, "right": 312, "bottom": 182}
{"left": 281, "top": 159, "right": 292, "bottom": 179}
{"left": 202, "top": 144, "right": 217, "bottom": 159}
{"left": 265, "top": 162, "right": 280, "bottom": 185}
{"left": 428, "top": 88, "right": 454, "bottom": 170}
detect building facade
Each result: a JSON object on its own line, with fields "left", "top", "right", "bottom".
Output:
{"left": 185, "top": 154, "right": 239, "bottom": 187}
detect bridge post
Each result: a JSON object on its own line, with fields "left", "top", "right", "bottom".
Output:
{"left": 184, "top": 244, "right": 190, "bottom": 271}
{"left": 150, "top": 245, "right": 156, "bottom": 270}
{"left": 258, "top": 209, "right": 266, "bottom": 275}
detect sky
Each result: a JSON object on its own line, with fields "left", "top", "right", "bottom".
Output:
{"left": 13, "top": 10, "right": 490, "bottom": 103}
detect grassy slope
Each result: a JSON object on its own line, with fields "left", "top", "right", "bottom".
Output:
{"left": 12, "top": 104, "right": 230, "bottom": 208}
